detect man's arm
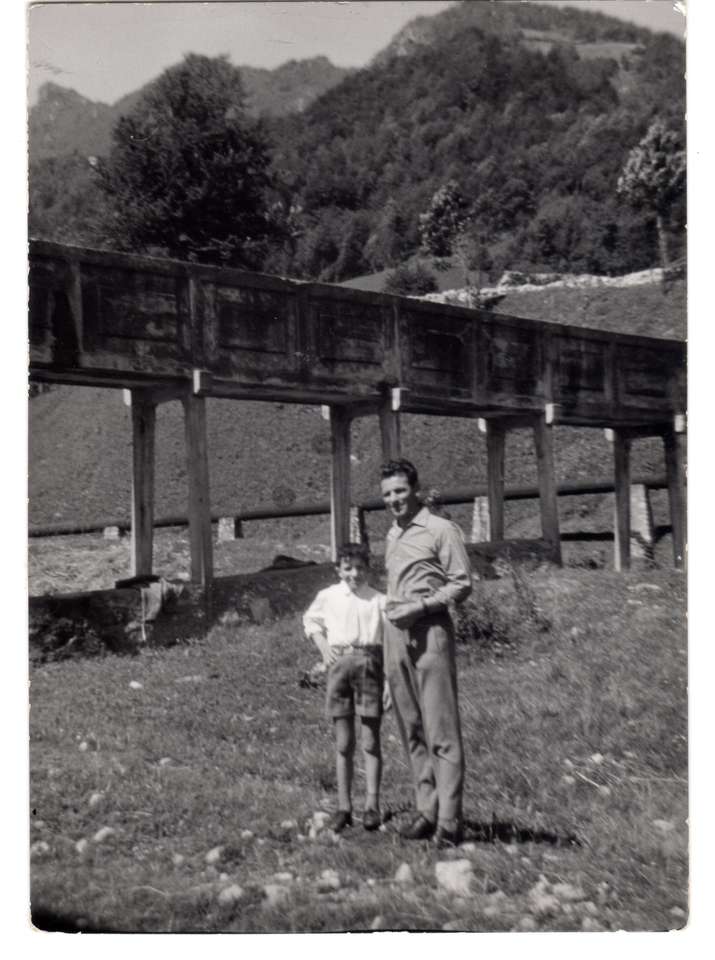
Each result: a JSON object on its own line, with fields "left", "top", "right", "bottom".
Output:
{"left": 424, "top": 521, "right": 472, "bottom": 611}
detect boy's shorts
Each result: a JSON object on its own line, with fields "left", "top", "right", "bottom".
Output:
{"left": 326, "top": 646, "right": 383, "bottom": 720}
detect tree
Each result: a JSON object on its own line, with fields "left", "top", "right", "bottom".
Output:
{"left": 418, "top": 180, "right": 469, "bottom": 259}
{"left": 617, "top": 119, "right": 685, "bottom": 269}
{"left": 99, "top": 54, "right": 281, "bottom": 268}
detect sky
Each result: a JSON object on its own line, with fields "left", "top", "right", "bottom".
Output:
{"left": 27, "top": 0, "right": 686, "bottom": 106}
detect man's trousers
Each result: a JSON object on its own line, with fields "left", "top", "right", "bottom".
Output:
{"left": 384, "top": 610, "right": 464, "bottom": 827}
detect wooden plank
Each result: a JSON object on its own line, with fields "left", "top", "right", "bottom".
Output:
{"left": 663, "top": 429, "right": 686, "bottom": 569}
{"left": 130, "top": 393, "right": 156, "bottom": 578}
{"left": 611, "top": 431, "right": 632, "bottom": 572}
{"left": 329, "top": 406, "right": 352, "bottom": 561}
{"left": 532, "top": 417, "right": 562, "bottom": 564}
{"left": 379, "top": 392, "right": 401, "bottom": 461}
{"left": 182, "top": 394, "right": 213, "bottom": 587}
{"left": 486, "top": 421, "right": 506, "bottom": 542}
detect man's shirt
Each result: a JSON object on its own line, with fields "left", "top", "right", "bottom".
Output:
{"left": 385, "top": 507, "right": 472, "bottom": 611}
{"left": 303, "top": 581, "right": 386, "bottom": 647}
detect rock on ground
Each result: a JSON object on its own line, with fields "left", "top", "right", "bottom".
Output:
{"left": 435, "top": 859, "right": 474, "bottom": 896}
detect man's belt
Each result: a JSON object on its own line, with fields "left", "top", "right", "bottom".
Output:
{"left": 330, "top": 644, "right": 383, "bottom": 657}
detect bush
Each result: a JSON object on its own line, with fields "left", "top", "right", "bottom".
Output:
{"left": 30, "top": 616, "right": 106, "bottom": 665}
{"left": 384, "top": 263, "right": 438, "bottom": 296}
{"left": 453, "top": 562, "right": 552, "bottom": 658}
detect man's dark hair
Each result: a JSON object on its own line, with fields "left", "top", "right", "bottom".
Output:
{"left": 381, "top": 458, "right": 419, "bottom": 489}
{"left": 336, "top": 542, "right": 370, "bottom": 566}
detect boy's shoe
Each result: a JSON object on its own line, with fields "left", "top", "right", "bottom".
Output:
{"left": 433, "top": 824, "right": 464, "bottom": 849}
{"left": 328, "top": 810, "right": 353, "bottom": 833}
{"left": 363, "top": 808, "right": 381, "bottom": 831}
{"left": 399, "top": 813, "right": 436, "bottom": 840}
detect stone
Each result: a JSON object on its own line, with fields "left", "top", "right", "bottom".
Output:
{"left": 582, "top": 916, "right": 605, "bottom": 932}
{"left": 598, "top": 786, "right": 612, "bottom": 798}
{"left": 530, "top": 893, "right": 560, "bottom": 918}
{"left": 652, "top": 819, "right": 675, "bottom": 834}
{"left": 240, "top": 830, "right": 254, "bottom": 840}
{"left": 92, "top": 827, "right": 116, "bottom": 844}
{"left": 317, "top": 869, "right": 341, "bottom": 892}
{"left": 280, "top": 819, "right": 297, "bottom": 831}
{"left": 78, "top": 741, "right": 89, "bottom": 752}
{"left": 129, "top": 681, "right": 143, "bottom": 690}
{"left": 218, "top": 884, "right": 244, "bottom": 906}
{"left": 459, "top": 841, "right": 477, "bottom": 854}
{"left": 370, "top": 915, "right": 388, "bottom": 931}
{"left": 435, "top": 859, "right": 475, "bottom": 896}
{"left": 172, "top": 853, "right": 185, "bottom": 867}
{"left": 442, "top": 920, "right": 462, "bottom": 931}
{"left": 30, "top": 840, "right": 50, "bottom": 859}
{"left": 394, "top": 863, "right": 414, "bottom": 884}
{"left": 205, "top": 845, "right": 224, "bottom": 865}
{"left": 552, "top": 882, "right": 586, "bottom": 902}
{"left": 670, "top": 906, "right": 686, "bottom": 920}
{"left": 158, "top": 757, "right": 173, "bottom": 767}
{"left": 75, "top": 838, "right": 89, "bottom": 855}
{"left": 562, "top": 775, "right": 576, "bottom": 786}
{"left": 311, "top": 811, "right": 331, "bottom": 833}
{"left": 589, "top": 753, "right": 604, "bottom": 765}
{"left": 88, "top": 791, "right": 104, "bottom": 808}
{"left": 517, "top": 916, "right": 537, "bottom": 932}
{"left": 273, "top": 872, "right": 293, "bottom": 884}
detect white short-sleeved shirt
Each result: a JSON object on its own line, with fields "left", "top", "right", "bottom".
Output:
{"left": 303, "top": 581, "right": 385, "bottom": 647}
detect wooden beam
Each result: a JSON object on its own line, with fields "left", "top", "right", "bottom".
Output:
{"left": 611, "top": 430, "right": 632, "bottom": 572}
{"left": 129, "top": 392, "right": 156, "bottom": 578}
{"left": 532, "top": 417, "right": 562, "bottom": 564}
{"left": 663, "top": 429, "right": 686, "bottom": 569}
{"left": 329, "top": 405, "right": 352, "bottom": 562}
{"left": 182, "top": 394, "right": 213, "bottom": 588}
{"left": 379, "top": 391, "right": 401, "bottom": 461}
{"left": 485, "top": 421, "right": 506, "bottom": 542}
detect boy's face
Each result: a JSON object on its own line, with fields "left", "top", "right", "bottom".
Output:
{"left": 337, "top": 555, "right": 369, "bottom": 591}
{"left": 381, "top": 472, "right": 420, "bottom": 523}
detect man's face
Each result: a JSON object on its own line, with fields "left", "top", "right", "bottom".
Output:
{"left": 381, "top": 472, "right": 421, "bottom": 523}
{"left": 337, "top": 556, "right": 369, "bottom": 591}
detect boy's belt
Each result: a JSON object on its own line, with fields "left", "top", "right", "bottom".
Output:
{"left": 331, "top": 644, "right": 382, "bottom": 657}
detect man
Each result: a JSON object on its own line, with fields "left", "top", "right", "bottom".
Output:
{"left": 381, "top": 458, "right": 472, "bottom": 847}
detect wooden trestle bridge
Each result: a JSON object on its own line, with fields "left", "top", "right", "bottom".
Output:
{"left": 29, "top": 240, "right": 686, "bottom": 587}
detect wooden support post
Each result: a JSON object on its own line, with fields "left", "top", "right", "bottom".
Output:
{"left": 611, "top": 430, "right": 632, "bottom": 572}
{"left": 663, "top": 427, "right": 686, "bottom": 569}
{"left": 129, "top": 392, "right": 156, "bottom": 578}
{"left": 328, "top": 406, "right": 352, "bottom": 562}
{"left": 182, "top": 394, "right": 213, "bottom": 588}
{"left": 470, "top": 496, "right": 491, "bottom": 543}
{"left": 532, "top": 416, "right": 562, "bottom": 564}
{"left": 379, "top": 388, "right": 401, "bottom": 461}
{"left": 485, "top": 421, "right": 506, "bottom": 542}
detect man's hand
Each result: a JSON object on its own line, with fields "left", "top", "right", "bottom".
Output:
{"left": 385, "top": 599, "right": 424, "bottom": 629}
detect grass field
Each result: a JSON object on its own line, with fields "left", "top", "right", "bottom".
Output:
{"left": 29, "top": 563, "right": 687, "bottom": 933}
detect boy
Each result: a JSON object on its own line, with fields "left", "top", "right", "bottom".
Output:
{"left": 303, "top": 543, "right": 386, "bottom": 833}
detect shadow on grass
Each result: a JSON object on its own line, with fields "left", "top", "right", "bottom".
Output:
{"left": 463, "top": 818, "right": 581, "bottom": 848}
{"left": 31, "top": 906, "right": 115, "bottom": 933}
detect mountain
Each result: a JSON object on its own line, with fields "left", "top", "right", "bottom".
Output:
{"left": 28, "top": 56, "right": 352, "bottom": 162}
{"left": 28, "top": 0, "right": 685, "bottom": 285}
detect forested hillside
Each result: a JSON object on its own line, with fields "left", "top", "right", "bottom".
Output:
{"left": 28, "top": 1, "right": 685, "bottom": 284}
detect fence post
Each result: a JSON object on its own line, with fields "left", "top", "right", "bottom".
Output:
{"left": 608, "top": 429, "right": 632, "bottom": 572}
{"left": 484, "top": 420, "right": 506, "bottom": 541}
{"left": 379, "top": 387, "right": 402, "bottom": 461}
{"left": 663, "top": 421, "right": 686, "bottom": 569}
{"left": 217, "top": 517, "right": 243, "bottom": 542}
{"left": 533, "top": 416, "right": 562, "bottom": 564}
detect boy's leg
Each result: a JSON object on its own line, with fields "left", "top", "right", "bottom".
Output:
{"left": 360, "top": 716, "right": 382, "bottom": 811}
{"left": 334, "top": 716, "right": 355, "bottom": 812}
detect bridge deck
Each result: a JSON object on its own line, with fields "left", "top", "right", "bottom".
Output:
{"left": 29, "top": 240, "right": 685, "bottom": 427}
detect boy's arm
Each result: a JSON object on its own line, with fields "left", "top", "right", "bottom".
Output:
{"left": 303, "top": 591, "right": 334, "bottom": 665}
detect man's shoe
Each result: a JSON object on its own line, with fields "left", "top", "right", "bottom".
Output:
{"left": 328, "top": 810, "right": 353, "bottom": 833}
{"left": 399, "top": 813, "right": 436, "bottom": 840}
{"left": 433, "top": 824, "right": 464, "bottom": 849}
{"left": 363, "top": 808, "right": 381, "bottom": 832}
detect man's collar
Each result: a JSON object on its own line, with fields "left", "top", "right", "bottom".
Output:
{"left": 391, "top": 505, "right": 430, "bottom": 532}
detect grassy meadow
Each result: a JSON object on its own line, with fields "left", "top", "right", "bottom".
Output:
{"left": 29, "top": 562, "right": 687, "bottom": 933}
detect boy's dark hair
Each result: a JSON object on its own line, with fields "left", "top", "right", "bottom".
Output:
{"left": 336, "top": 542, "right": 370, "bottom": 566}
{"left": 380, "top": 458, "right": 419, "bottom": 489}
